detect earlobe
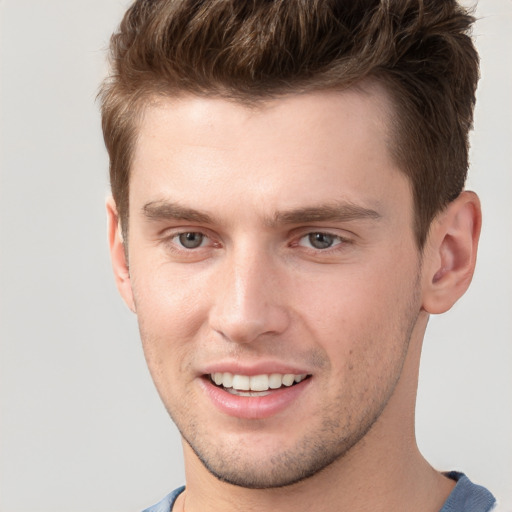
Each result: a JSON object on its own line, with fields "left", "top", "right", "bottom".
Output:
{"left": 106, "top": 197, "right": 136, "bottom": 313}
{"left": 422, "top": 191, "right": 482, "bottom": 314}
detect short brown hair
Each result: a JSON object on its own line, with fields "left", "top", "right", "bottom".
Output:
{"left": 99, "top": 0, "right": 479, "bottom": 247}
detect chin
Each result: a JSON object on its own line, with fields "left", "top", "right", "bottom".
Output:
{"left": 180, "top": 419, "right": 370, "bottom": 489}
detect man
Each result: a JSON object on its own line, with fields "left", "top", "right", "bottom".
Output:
{"left": 100, "top": 1, "right": 497, "bottom": 511}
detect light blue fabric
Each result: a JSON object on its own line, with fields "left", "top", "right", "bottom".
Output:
{"left": 440, "top": 472, "right": 496, "bottom": 512}
{"left": 142, "top": 486, "right": 184, "bottom": 512}
{"left": 142, "top": 473, "right": 496, "bottom": 512}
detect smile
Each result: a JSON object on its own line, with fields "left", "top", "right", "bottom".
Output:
{"left": 209, "top": 372, "right": 309, "bottom": 396}
{"left": 202, "top": 371, "right": 312, "bottom": 419}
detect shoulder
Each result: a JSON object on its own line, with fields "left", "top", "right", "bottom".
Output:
{"left": 141, "top": 486, "right": 185, "bottom": 512}
{"left": 440, "top": 472, "right": 496, "bottom": 512}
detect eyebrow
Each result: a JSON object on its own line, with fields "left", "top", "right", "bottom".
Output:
{"left": 143, "top": 201, "right": 214, "bottom": 224}
{"left": 268, "top": 202, "right": 381, "bottom": 226}
{"left": 142, "top": 200, "right": 381, "bottom": 226}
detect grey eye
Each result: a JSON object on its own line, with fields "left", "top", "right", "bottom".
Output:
{"left": 178, "top": 232, "right": 205, "bottom": 249}
{"left": 307, "top": 232, "right": 335, "bottom": 249}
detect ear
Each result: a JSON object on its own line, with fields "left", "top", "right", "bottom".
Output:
{"left": 106, "top": 197, "right": 136, "bottom": 313}
{"left": 422, "top": 191, "right": 482, "bottom": 314}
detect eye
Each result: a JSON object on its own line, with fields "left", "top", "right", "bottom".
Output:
{"left": 175, "top": 232, "right": 207, "bottom": 249}
{"left": 299, "top": 232, "right": 343, "bottom": 250}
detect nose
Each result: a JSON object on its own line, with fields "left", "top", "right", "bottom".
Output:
{"left": 208, "top": 245, "right": 290, "bottom": 345}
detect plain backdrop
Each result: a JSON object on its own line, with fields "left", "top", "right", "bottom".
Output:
{"left": 0, "top": 1, "right": 510, "bottom": 511}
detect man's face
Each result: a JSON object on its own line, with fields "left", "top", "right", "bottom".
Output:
{"left": 120, "top": 88, "right": 426, "bottom": 488}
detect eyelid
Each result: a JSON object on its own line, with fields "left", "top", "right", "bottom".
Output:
{"left": 161, "top": 225, "right": 212, "bottom": 238}
{"left": 291, "top": 226, "right": 353, "bottom": 240}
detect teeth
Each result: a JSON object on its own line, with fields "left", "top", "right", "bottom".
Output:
{"left": 231, "top": 374, "right": 250, "bottom": 391}
{"left": 282, "top": 374, "right": 295, "bottom": 386}
{"left": 222, "top": 372, "right": 233, "bottom": 388}
{"left": 227, "top": 389, "right": 272, "bottom": 397}
{"left": 210, "top": 372, "right": 308, "bottom": 392}
{"left": 269, "top": 373, "right": 282, "bottom": 389}
{"left": 250, "top": 374, "right": 269, "bottom": 391}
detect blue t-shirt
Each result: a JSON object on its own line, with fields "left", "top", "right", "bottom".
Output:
{"left": 142, "top": 472, "right": 496, "bottom": 512}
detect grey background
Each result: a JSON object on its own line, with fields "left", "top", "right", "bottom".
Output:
{"left": 0, "top": 1, "right": 510, "bottom": 510}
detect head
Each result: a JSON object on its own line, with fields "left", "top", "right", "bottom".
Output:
{"left": 100, "top": 0, "right": 479, "bottom": 249}
{"left": 101, "top": 0, "right": 481, "bottom": 491}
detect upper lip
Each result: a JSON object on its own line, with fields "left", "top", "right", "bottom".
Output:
{"left": 200, "top": 361, "right": 312, "bottom": 377}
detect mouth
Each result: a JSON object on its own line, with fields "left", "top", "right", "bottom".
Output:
{"left": 208, "top": 372, "right": 311, "bottom": 397}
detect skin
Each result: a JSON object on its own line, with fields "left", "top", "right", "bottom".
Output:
{"left": 108, "top": 87, "right": 481, "bottom": 512}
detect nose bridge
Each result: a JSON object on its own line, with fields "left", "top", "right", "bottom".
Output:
{"left": 209, "top": 240, "right": 289, "bottom": 344}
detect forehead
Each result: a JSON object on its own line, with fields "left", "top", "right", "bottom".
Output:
{"left": 135, "top": 85, "right": 393, "bottom": 158}
{"left": 130, "top": 87, "right": 409, "bottom": 224}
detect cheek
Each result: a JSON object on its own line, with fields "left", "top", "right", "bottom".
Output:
{"left": 295, "top": 260, "right": 420, "bottom": 366}
{"left": 129, "top": 264, "right": 210, "bottom": 391}
{"left": 293, "top": 267, "right": 397, "bottom": 336}
{"left": 131, "top": 259, "right": 208, "bottom": 334}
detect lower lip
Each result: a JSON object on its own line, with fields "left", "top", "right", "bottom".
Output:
{"left": 200, "top": 377, "right": 311, "bottom": 420}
